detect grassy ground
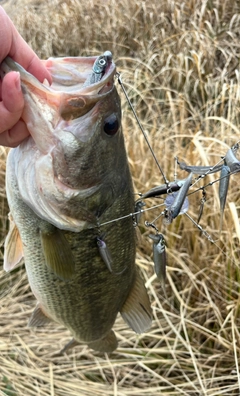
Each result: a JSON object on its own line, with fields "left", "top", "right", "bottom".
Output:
{"left": 1, "top": 0, "right": 240, "bottom": 395}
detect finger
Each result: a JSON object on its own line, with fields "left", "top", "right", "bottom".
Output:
{"left": 0, "top": 7, "right": 52, "bottom": 84}
{"left": 10, "top": 39, "right": 52, "bottom": 84}
{"left": 2, "top": 71, "right": 24, "bottom": 113}
{"left": 0, "top": 120, "right": 29, "bottom": 147}
{"left": 0, "top": 71, "right": 26, "bottom": 137}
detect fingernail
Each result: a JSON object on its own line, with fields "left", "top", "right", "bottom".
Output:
{"left": 14, "top": 72, "right": 21, "bottom": 92}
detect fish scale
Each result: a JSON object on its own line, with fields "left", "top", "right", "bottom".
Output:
{"left": 7, "top": 149, "right": 136, "bottom": 344}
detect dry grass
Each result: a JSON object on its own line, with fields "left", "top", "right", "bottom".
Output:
{"left": 1, "top": 0, "right": 240, "bottom": 394}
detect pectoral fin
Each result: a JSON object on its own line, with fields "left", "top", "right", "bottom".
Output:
{"left": 40, "top": 226, "right": 75, "bottom": 280}
{"left": 28, "top": 303, "right": 52, "bottom": 327}
{"left": 120, "top": 270, "right": 152, "bottom": 334}
{"left": 4, "top": 215, "right": 24, "bottom": 272}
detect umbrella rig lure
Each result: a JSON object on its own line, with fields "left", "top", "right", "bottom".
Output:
{"left": 95, "top": 71, "right": 240, "bottom": 285}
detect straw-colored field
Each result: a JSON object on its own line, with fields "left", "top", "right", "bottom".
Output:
{"left": 1, "top": 0, "right": 240, "bottom": 395}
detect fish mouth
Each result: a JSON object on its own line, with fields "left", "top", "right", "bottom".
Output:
{"left": 0, "top": 52, "right": 117, "bottom": 123}
{"left": 1, "top": 50, "right": 116, "bottom": 99}
{"left": 43, "top": 51, "right": 116, "bottom": 97}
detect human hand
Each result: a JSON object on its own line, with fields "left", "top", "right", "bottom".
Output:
{"left": 0, "top": 6, "right": 52, "bottom": 147}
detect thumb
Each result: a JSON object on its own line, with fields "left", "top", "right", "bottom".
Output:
{"left": 0, "top": 71, "right": 24, "bottom": 133}
{"left": 2, "top": 71, "right": 24, "bottom": 113}
{"left": 0, "top": 71, "right": 29, "bottom": 147}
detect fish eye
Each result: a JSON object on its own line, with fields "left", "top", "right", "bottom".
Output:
{"left": 103, "top": 114, "right": 119, "bottom": 136}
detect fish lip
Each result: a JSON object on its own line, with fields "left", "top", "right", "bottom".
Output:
{"left": 0, "top": 55, "right": 116, "bottom": 97}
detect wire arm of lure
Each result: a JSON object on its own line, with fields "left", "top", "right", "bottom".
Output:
{"left": 185, "top": 211, "right": 240, "bottom": 266}
{"left": 187, "top": 167, "right": 239, "bottom": 197}
{"left": 197, "top": 188, "right": 206, "bottom": 224}
{"left": 97, "top": 202, "right": 165, "bottom": 228}
{"left": 116, "top": 72, "right": 169, "bottom": 186}
{"left": 184, "top": 212, "right": 215, "bottom": 243}
{"left": 145, "top": 221, "right": 159, "bottom": 233}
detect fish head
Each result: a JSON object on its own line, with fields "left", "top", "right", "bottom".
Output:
{"left": 1, "top": 52, "right": 131, "bottom": 231}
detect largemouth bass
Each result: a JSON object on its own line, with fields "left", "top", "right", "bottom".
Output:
{"left": 1, "top": 52, "right": 152, "bottom": 353}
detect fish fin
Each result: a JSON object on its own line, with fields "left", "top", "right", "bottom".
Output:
{"left": 88, "top": 330, "right": 118, "bottom": 353}
{"left": 4, "top": 216, "right": 24, "bottom": 272}
{"left": 120, "top": 270, "right": 152, "bottom": 334}
{"left": 40, "top": 227, "right": 75, "bottom": 280}
{"left": 58, "top": 338, "right": 80, "bottom": 355}
{"left": 60, "top": 331, "right": 117, "bottom": 355}
{"left": 28, "top": 303, "right": 52, "bottom": 327}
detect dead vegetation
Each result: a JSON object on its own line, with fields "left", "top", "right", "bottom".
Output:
{"left": 1, "top": 0, "right": 240, "bottom": 394}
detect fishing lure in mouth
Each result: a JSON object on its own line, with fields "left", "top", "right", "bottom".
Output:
{"left": 84, "top": 51, "right": 113, "bottom": 86}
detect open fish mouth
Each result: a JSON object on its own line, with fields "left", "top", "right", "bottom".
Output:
{"left": 0, "top": 51, "right": 116, "bottom": 121}
{"left": 1, "top": 50, "right": 115, "bottom": 92}
{"left": 40, "top": 50, "right": 116, "bottom": 95}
